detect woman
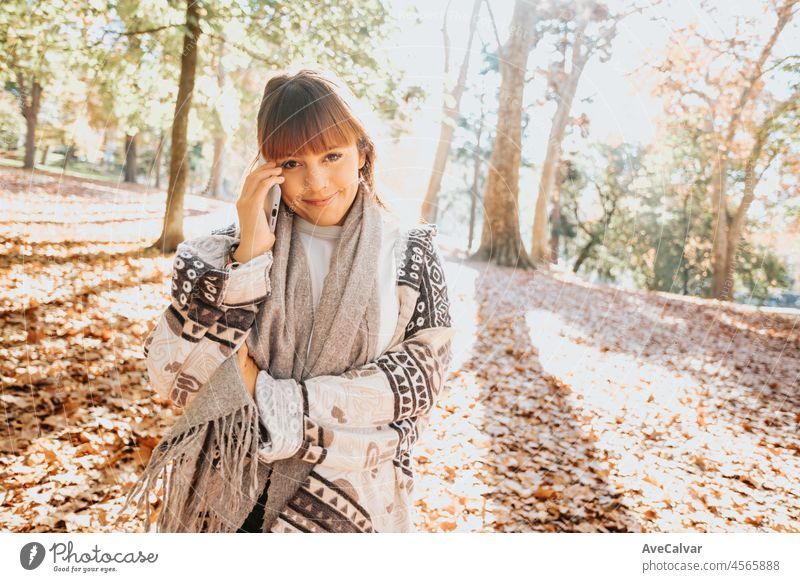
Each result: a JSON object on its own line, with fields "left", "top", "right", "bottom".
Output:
{"left": 123, "top": 69, "right": 455, "bottom": 533}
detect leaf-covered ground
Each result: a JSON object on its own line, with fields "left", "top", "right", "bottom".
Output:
{"left": 2, "top": 169, "right": 798, "bottom": 533}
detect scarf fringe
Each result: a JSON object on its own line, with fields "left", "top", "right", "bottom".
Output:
{"left": 118, "top": 401, "right": 261, "bottom": 532}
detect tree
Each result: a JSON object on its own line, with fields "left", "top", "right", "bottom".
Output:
{"left": 420, "top": 0, "right": 482, "bottom": 224}
{"left": 471, "top": 0, "right": 540, "bottom": 268}
{"left": 565, "top": 121, "right": 794, "bottom": 301}
{"left": 206, "top": 39, "right": 228, "bottom": 199}
{"left": 156, "top": 0, "right": 201, "bottom": 252}
{"left": 463, "top": 80, "right": 490, "bottom": 252}
{"left": 151, "top": 131, "right": 165, "bottom": 188}
{"left": 648, "top": 0, "right": 799, "bottom": 299}
{"left": 530, "top": 0, "right": 631, "bottom": 264}
{"left": 560, "top": 144, "right": 640, "bottom": 276}
{"left": 124, "top": 134, "right": 138, "bottom": 182}
{"left": 445, "top": 41, "right": 498, "bottom": 253}
{"left": 0, "top": 1, "right": 100, "bottom": 169}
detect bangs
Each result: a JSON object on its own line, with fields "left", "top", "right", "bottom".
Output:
{"left": 261, "top": 81, "right": 361, "bottom": 161}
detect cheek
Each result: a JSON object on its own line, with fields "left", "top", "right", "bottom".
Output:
{"left": 337, "top": 162, "right": 360, "bottom": 187}
{"left": 279, "top": 176, "right": 302, "bottom": 202}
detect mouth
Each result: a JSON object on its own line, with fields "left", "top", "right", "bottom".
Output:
{"left": 303, "top": 190, "right": 341, "bottom": 207}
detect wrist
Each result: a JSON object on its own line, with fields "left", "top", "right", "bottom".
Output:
{"left": 232, "top": 243, "right": 270, "bottom": 265}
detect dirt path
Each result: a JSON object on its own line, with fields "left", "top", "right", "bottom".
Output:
{"left": 415, "top": 253, "right": 799, "bottom": 532}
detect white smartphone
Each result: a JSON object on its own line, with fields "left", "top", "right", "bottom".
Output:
{"left": 259, "top": 154, "right": 282, "bottom": 233}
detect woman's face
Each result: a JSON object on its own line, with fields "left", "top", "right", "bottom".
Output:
{"left": 274, "top": 139, "right": 366, "bottom": 227}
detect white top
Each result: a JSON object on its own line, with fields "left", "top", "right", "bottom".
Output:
{"left": 295, "top": 215, "right": 399, "bottom": 361}
{"left": 295, "top": 216, "right": 343, "bottom": 311}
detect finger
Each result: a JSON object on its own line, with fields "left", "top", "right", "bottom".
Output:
{"left": 249, "top": 168, "right": 283, "bottom": 182}
{"left": 252, "top": 161, "right": 282, "bottom": 173}
{"left": 256, "top": 175, "right": 285, "bottom": 190}
{"left": 241, "top": 175, "right": 285, "bottom": 201}
{"left": 249, "top": 173, "right": 284, "bottom": 191}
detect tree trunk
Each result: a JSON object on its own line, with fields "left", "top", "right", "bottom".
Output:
{"left": 151, "top": 0, "right": 201, "bottom": 253}
{"left": 719, "top": 133, "right": 768, "bottom": 301}
{"left": 97, "top": 131, "right": 108, "bottom": 168}
{"left": 681, "top": 192, "right": 690, "bottom": 295}
{"left": 467, "top": 108, "right": 484, "bottom": 253}
{"left": 124, "top": 134, "right": 137, "bottom": 183}
{"left": 572, "top": 239, "right": 595, "bottom": 273}
{"left": 470, "top": 0, "right": 538, "bottom": 269}
{"left": 209, "top": 134, "right": 225, "bottom": 198}
{"left": 207, "top": 39, "right": 226, "bottom": 199}
{"left": 710, "top": 161, "right": 731, "bottom": 299}
{"left": 39, "top": 144, "right": 49, "bottom": 166}
{"left": 421, "top": 0, "right": 481, "bottom": 224}
{"left": 710, "top": 1, "right": 794, "bottom": 299}
{"left": 152, "top": 131, "right": 165, "bottom": 189}
{"left": 19, "top": 76, "right": 42, "bottom": 170}
{"left": 549, "top": 160, "right": 565, "bottom": 263}
{"left": 531, "top": 38, "right": 587, "bottom": 263}
{"left": 63, "top": 144, "right": 75, "bottom": 168}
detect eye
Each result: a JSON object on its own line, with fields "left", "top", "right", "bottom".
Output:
{"left": 281, "top": 152, "right": 341, "bottom": 169}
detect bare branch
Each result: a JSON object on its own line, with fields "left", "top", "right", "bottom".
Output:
{"left": 722, "top": 0, "right": 797, "bottom": 149}
{"left": 761, "top": 53, "right": 800, "bottom": 77}
{"left": 483, "top": 0, "right": 503, "bottom": 62}
{"left": 204, "top": 31, "right": 272, "bottom": 63}
{"left": 442, "top": 0, "right": 452, "bottom": 76}
{"left": 88, "top": 23, "right": 183, "bottom": 49}
{"left": 729, "top": 86, "right": 800, "bottom": 233}
{"left": 119, "top": 24, "right": 181, "bottom": 37}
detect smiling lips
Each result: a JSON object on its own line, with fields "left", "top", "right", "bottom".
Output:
{"left": 304, "top": 190, "right": 340, "bottom": 207}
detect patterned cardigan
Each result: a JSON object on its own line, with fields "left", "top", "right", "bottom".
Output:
{"left": 142, "top": 217, "right": 455, "bottom": 532}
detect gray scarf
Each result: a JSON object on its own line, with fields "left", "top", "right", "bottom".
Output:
{"left": 120, "top": 185, "right": 383, "bottom": 532}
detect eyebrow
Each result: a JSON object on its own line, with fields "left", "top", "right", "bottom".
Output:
{"left": 280, "top": 147, "right": 344, "bottom": 161}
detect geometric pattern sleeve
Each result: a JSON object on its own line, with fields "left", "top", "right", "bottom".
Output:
{"left": 142, "top": 223, "right": 273, "bottom": 409}
{"left": 254, "top": 224, "right": 455, "bottom": 473}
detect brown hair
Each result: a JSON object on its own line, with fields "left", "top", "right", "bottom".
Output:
{"left": 255, "top": 69, "right": 391, "bottom": 212}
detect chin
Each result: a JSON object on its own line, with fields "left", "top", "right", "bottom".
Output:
{"left": 298, "top": 189, "right": 356, "bottom": 225}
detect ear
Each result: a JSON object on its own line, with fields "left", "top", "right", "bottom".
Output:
{"left": 358, "top": 149, "right": 366, "bottom": 170}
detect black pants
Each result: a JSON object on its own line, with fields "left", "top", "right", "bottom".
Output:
{"left": 236, "top": 422, "right": 273, "bottom": 532}
{"left": 236, "top": 476, "right": 270, "bottom": 532}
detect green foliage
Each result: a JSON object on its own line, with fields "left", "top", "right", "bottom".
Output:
{"left": 0, "top": 93, "right": 22, "bottom": 149}
{"left": 735, "top": 240, "right": 793, "bottom": 304}
{"left": 559, "top": 120, "right": 794, "bottom": 301}
{"left": 0, "top": 0, "right": 425, "bottom": 187}
{"left": 629, "top": 120, "right": 716, "bottom": 296}
{"left": 0, "top": 0, "right": 104, "bottom": 86}
{"left": 559, "top": 142, "right": 645, "bottom": 283}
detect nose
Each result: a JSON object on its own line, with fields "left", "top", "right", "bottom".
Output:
{"left": 304, "top": 165, "right": 329, "bottom": 196}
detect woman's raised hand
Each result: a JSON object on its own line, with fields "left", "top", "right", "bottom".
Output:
{"left": 234, "top": 159, "right": 284, "bottom": 264}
